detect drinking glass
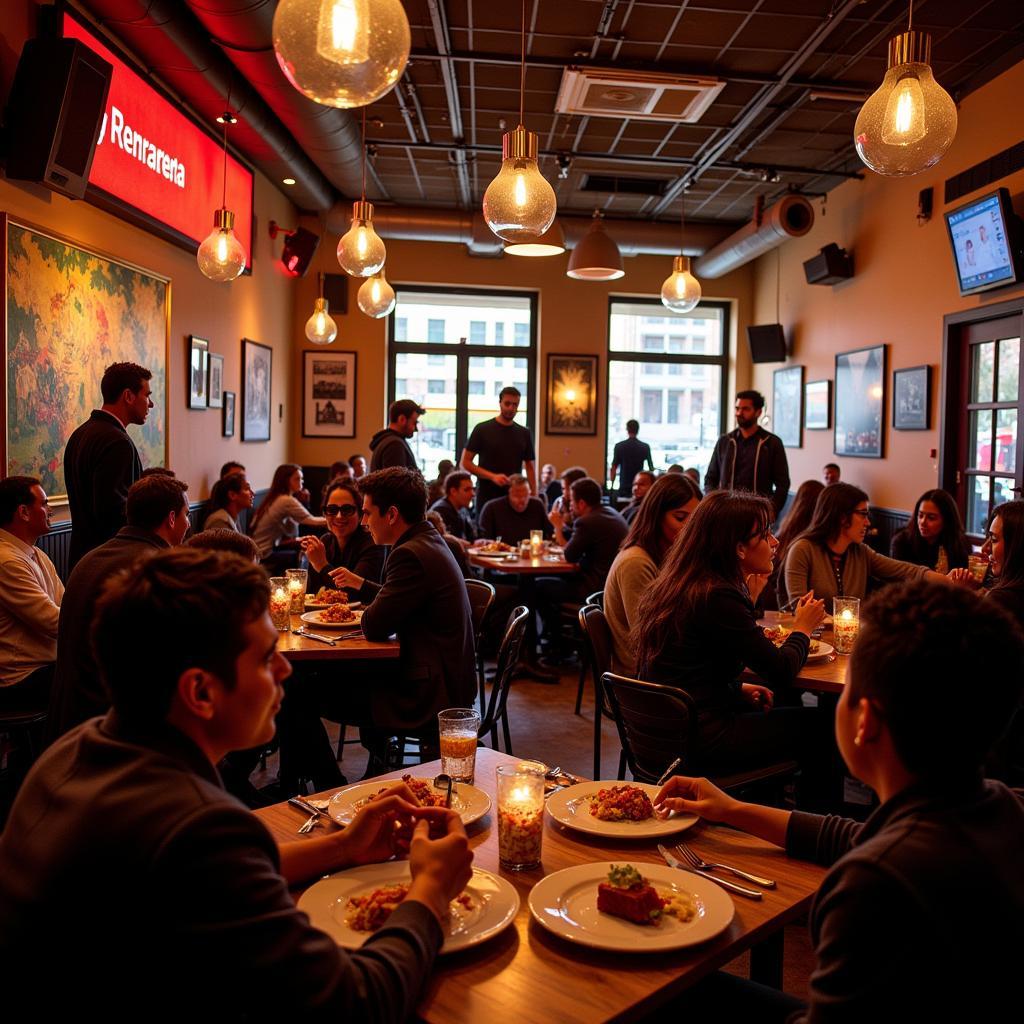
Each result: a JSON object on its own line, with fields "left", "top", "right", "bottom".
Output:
{"left": 438, "top": 708, "right": 480, "bottom": 784}
{"left": 286, "top": 568, "right": 308, "bottom": 613}
{"left": 269, "top": 577, "right": 291, "bottom": 631}
{"left": 968, "top": 554, "right": 988, "bottom": 583}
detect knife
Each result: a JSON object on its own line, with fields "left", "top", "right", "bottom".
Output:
{"left": 657, "top": 844, "right": 763, "bottom": 900}
{"left": 292, "top": 628, "right": 336, "bottom": 646}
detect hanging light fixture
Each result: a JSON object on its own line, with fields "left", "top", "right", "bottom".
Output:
{"left": 661, "top": 190, "right": 701, "bottom": 313}
{"left": 357, "top": 270, "right": 396, "bottom": 319}
{"left": 566, "top": 211, "right": 624, "bottom": 281}
{"left": 197, "top": 111, "right": 247, "bottom": 282}
{"left": 854, "top": 1, "right": 957, "bottom": 176}
{"left": 272, "top": 0, "right": 410, "bottom": 109}
{"left": 306, "top": 274, "right": 339, "bottom": 345}
{"left": 504, "top": 219, "right": 566, "bottom": 257}
{"left": 337, "top": 108, "right": 386, "bottom": 277}
{"left": 482, "top": 0, "right": 556, "bottom": 242}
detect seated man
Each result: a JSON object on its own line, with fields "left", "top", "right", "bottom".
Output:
{"left": 478, "top": 474, "right": 553, "bottom": 545}
{"left": 0, "top": 548, "right": 472, "bottom": 1017}
{"left": 656, "top": 579, "right": 1024, "bottom": 1021}
{"left": 0, "top": 477, "right": 63, "bottom": 711}
{"left": 429, "top": 470, "right": 477, "bottom": 545}
{"left": 621, "top": 469, "right": 655, "bottom": 524}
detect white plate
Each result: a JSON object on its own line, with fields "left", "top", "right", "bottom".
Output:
{"left": 299, "top": 863, "right": 518, "bottom": 953}
{"left": 327, "top": 779, "right": 492, "bottom": 827}
{"left": 473, "top": 550, "right": 517, "bottom": 560}
{"left": 300, "top": 609, "right": 364, "bottom": 629}
{"left": 528, "top": 862, "right": 734, "bottom": 952}
{"left": 546, "top": 782, "right": 697, "bottom": 839}
{"left": 305, "top": 598, "right": 361, "bottom": 611}
{"left": 806, "top": 640, "right": 835, "bottom": 663}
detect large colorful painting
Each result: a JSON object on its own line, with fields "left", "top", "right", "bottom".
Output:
{"left": 3, "top": 216, "right": 169, "bottom": 499}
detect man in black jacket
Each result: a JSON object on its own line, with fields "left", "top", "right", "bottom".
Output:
{"left": 368, "top": 399, "right": 425, "bottom": 471}
{"left": 704, "top": 389, "right": 790, "bottom": 521}
{"left": 429, "top": 470, "right": 477, "bottom": 544}
{"left": 63, "top": 361, "right": 153, "bottom": 569}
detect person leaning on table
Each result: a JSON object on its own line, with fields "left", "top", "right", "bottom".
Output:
{"left": 656, "top": 579, "right": 1024, "bottom": 1021}
{"left": 0, "top": 548, "right": 472, "bottom": 1020}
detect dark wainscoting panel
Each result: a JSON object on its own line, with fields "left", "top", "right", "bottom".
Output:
{"left": 866, "top": 506, "right": 911, "bottom": 556}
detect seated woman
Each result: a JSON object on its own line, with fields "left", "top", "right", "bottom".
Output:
{"left": 298, "top": 477, "right": 385, "bottom": 596}
{"left": 890, "top": 488, "right": 969, "bottom": 572}
{"left": 633, "top": 490, "right": 825, "bottom": 781}
{"left": 769, "top": 478, "right": 823, "bottom": 610}
{"left": 604, "top": 474, "right": 701, "bottom": 676}
{"left": 204, "top": 470, "right": 254, "bottom": 533}
{"left": 784, "top": 482, "right": 944, "bottom": 606}
{"left": 250, "top": 464, "right": 326, "bottom": 566}
{"left": 655, "top": 580, "right": 1024, "bottom": 1021}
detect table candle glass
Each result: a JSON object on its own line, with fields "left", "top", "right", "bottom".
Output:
{"left": 286, "top": 568, "right": 308, "bottom": 613}
{"left": 832, "top": 596, "right": 860, "bottom": 655}
{"left": 496, "top": 761, "right": 545, "bottom": 870}
{"left": 968, "top": 554, "right": 988, "bottom": 583}
{"left": 269, "top": 577, "right": 291, "bottom": 631}
{"left": 530, "top": 529, "right": 544, "bottom": 557}
{"left": 518, "top": 540, "right": 531, "bottom": 559}
{"left": 438, "top": 708, "right": 480, "bottom": 784}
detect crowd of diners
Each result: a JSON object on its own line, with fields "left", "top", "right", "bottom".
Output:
{"left": 0, "top": 362, "right": 1021, "bottom": 1018}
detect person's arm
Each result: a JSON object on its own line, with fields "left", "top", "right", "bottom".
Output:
{"left": 783, "top": 540, "right": 814, "bottom": 608}
{"left": 562, "top": 515, "right": 588, "bottom": 565}
{"left": 703, "top": 440, "right": 722, "bottom": 492}
{"left": 282, "top": 495, "right": 327, "bottom": 529}
{"left": 865, "top": 547, "right": 931, "bottom": 584}
{"left": 548, "top": 507, "right": 570, "bottom": 548}
{"left": 352, "top": 540, "right": 386, "bottom": 586}
{"left": 523, "top": 459, "right": 537, "bottom": 495}
{"left": 770, "top": 440, "right": 791, "bottom": 519}
{"left": 461, "top": 447, "right": 509, "bottom": 488}
{"left": 360, "top": 547, "right": 426, "bottom": 641}
{"left": 0, "top": 556, "right": 61, "bottom": 637}
{"left": 478, "top": 501, "right": 496, "bottom": 540}
{"left": 617, "top": 554, "right": 658, "bottom": 631}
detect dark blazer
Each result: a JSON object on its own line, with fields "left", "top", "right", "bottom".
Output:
{"left": 64, "top": 410, "right": 143, "bottom": 569}
{"left": 49, "top": 528, "right": 168, "bottom": 740}
{"left": 358, "top": 521, "right": 475, "bottom": 731}
{"left": 306, "top": 528, "right": 386, "bottom": 596}
{"left": 429, "top": 496, "right": 477, "bottom": 542}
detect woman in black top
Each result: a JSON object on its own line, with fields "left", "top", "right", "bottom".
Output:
{"left": 890, "top": 489, "right": 969, "bottom": 573}
{"left": 633, "top": 490, "right": 825, "bottom": 781}
{"left": 298, "top": 478, "right": 385, "bottom": 596}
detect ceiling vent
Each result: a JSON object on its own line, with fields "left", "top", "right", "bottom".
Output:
{"left": 555, "top": 66, "right": 725, "bottom": 123}
{"left": 581, "top": 175, "right": 670, "bottom": 196}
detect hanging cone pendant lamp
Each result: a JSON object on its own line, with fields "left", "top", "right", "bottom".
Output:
{"left": 566, "top": 212, "right": 623, "bottom": 281}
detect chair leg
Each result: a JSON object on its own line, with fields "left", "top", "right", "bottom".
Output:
{"left": 574, "top": 660, "right": 587, "bottom": 715}
{"left": 617, "top": 749, "right": 627, "bottom": 780}
{"left": 335, "top": 724, "right": 346, "bottom": 761}
{"left": 477, "top": 651, "right": 487, "bottom": 716}
{"left": 501, "top": 712, "right": 512, "bottom": 756}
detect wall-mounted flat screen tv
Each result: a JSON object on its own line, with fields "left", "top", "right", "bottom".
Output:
{"left": 944, "top": 188, "right": 1022, "bottom": 297}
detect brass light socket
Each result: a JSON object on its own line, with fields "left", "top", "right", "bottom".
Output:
{"left": 673, "top": 256, "right": 692, "bottom": 274}
{"left": 887, "top": 30, "right": 932, "bottom": 68}
{"left": 502, "top": 125, "right": 539, "bottom": 161}
{"left": 213, "top": 207, "right": 236, "bottom": 230}
{"left": 352, "top": 199, "right": 375, "bottom": 223}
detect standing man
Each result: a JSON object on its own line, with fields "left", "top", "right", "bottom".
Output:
{"left": 609, "top": 419, "right": 654, "bottom": 499}
{"left": 823, "top": 463, "right": 841, "bottom": 486}
{"left": 704, "top": 389, "right": 790, "bottom": 521}
{"left": 461, "top": 387, "right": 536, "bottom": 511}
{"left": 369, "top": 400, "right": 425, "bottom": 472}
{"left": 64, "top": 361, "right": 153, "bottom": 569}
{"left": 429, "top": 470, "right": 477, "bottom": 544}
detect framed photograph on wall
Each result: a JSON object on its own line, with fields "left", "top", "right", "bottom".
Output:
{"left": 188, "top": 335, "right": 209, "bottom": 409}
{"left": 893, "top": 365, "right": 931, "bottom": 430}
{"left": 835, "top": 344, "right": 886, "bottom": 458}
{"left": 222, "top": 391, "right": 235, "bottom": 437}
{"left": 546, "top": 353, "right": 598, "bottom": 435}
{"left": 207, "top": 352, "right": 224, "bottom": 409}
{"left": 772, "top": 365, "right": 803, "bottom": 447}
{"left": 241, "top": 338, "right": 272, "bottom": 442}
{"left": 805, "top": 379, "right": 832, "bottom": 430}
{"left": 303, "top": 349, "right": 356, "bottom": 438}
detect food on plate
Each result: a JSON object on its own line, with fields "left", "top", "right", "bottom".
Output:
{"left": 474, "top": 540, "right": 514, "bottom": 553}
{"left": 307, "top": 587, "right": 351, "bottom": 606}
{"left": 763, "top": 624, "right": 819, "bottom": 654}
{"left": 588, "top": 784, "right": 655, "bottom": 822}
{"left": 317, "top": 602, "right": 357, "bottom": 624}
{"left": 372, "top": 774, "right": 448, "bottom": 808}
{"left": 346, "top": 883, "right": 476, "bottom": 932}
{"left": 658, "top": 889, "right": 697, "bottom": 923}
{"left": 597, "top": 864, "right": 665, "bottom": 925}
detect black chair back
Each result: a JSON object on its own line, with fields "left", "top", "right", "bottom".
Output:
{"left": 578, "top": 605, "right": 617, "bottom": 778}
{"left": 584, "top": 590, "right": 604, "bottom": 610}
{"left": 465, "top": 578, "right": 496, "bottom": 634}
{"left": 480, "top": 605, "right": 529, "bottom": 753}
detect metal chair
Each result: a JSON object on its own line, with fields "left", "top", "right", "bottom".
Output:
{"left": 465, "top": 578, "right": 496, "bottom": 714}
{"left": 574, "top": 591, "right": 604, "bottom": 715}
{"left": 478, "top": 606, "right": 529, "bottom": 754}
{"left": 577, "top": 604, "right": 625, "bottom": 779}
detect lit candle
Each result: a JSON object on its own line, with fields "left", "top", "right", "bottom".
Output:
{"left": 832, "top": 597, "right": 860, "bottom": 655}
{"left": 496, "top": 761, "right": 545, "bottom": 870}
{"left": 286, "top": 568, "right": 308, "bottom": 613}
{"left": 529, "top": 529, "right": 543, "bottom": 558}
{"left": 269, "top": 577, "right": 291, "bottom": 631}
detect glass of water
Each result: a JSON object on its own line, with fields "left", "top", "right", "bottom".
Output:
{"left": 438, "top": 708, "right": 480, "bottom": 784}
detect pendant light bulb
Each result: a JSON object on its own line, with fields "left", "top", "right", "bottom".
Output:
{"left": 197, "top": 208, "right": 246, "bottom": 282}
{"left": 357, "top": 270, "right": 396, "bottom": 319}
{"left": 483, "top": 126, "right": 557, "bottom": 242}
{"left": 272, "top": 0, "right": 410, "bottom": 108}
{"left": 854, "top": 30, "right": 957, "bottom": 176}
{"left": 305, "top": 296, "right": 338, "bottom": 345}
{"left": 661, "top": 257, "right": 702, "bottom": 314}
{"left": 337, "top": 200, "right": 386, "bottom": 277}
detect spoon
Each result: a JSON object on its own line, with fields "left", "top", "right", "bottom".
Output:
{"left": 432, "top": 773, "right": 454, "bottom": 808}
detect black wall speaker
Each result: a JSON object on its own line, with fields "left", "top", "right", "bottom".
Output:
{"left": 803, "top": 243, "right": 854, "bottom": 285}
{"left": 4, "top": 37, "right": 112, "bottom": 200}
{"left": 747, "top": 324, "right": 787, "bottom": 363}
{"left": 321, "top": 272, "right": 349, "bottom": 314}
{"left": 280, "top": 227, "right": 321, "bottom": 277}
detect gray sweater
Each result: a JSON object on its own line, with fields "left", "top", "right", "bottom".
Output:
{"left": 603, "top": 545, "right": 658, "bottom": 676}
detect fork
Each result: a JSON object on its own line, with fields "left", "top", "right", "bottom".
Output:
{"left": 674, "top": 842, "right": 776, "bottom": 888}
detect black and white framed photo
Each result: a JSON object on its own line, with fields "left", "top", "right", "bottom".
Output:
{"left": 805, "top": 379, "right": 832, "bottom": 430}
{"left": 207, "top": 352, "right": 224, "bottom": 409}
{"left": 303, "top": 350, "right": 356, "bottom": 438}
{"left": 188, "top": 335, "right": 209, "bottom": 409}
{"left": 222, "top": 391, "right": 235, "bottom": 437}
{"left": 835, "top": 344, "right": 886, "bottom": 458}
{"left": 241, "top": 338, "right": 272, "bottom": 442}
{"left": 772, "top": 365, "right": 803, "bottom": 448}
{"left": 893, "top": 365, "right": 931, "bottom": 430}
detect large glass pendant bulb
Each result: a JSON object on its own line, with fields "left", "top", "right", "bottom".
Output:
{"left": 854, "top": 31, "right": 957, "bottom": 176}
{"left": 305, "top": 297, "right": 338, "bottom": 345}
{"left": 337, "top": 200, "right": 386, "bottom": 277}
{"left": 272, "top": 0, "right": 410, "bottom": 109}
{"left": 357, "top": 270, "right": 396, "bottom": 319}
{"left": 197, "top": 208, "right": 246, "bottom": 282}
{"left": 566, "top": 214, "right": 624, "bottom": 281}
{"left": 483, "top": 126, "right": 557, "bottom": 242}
{"left": 661, "top": 256, "right": 701, "bottom": 314}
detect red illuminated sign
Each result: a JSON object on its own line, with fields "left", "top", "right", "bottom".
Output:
{"left": 63, "top": 12, "right": 254, "bottom": 267}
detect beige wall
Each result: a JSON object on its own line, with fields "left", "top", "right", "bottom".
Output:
{"left": 750, "top": 59, "right": 1024, "bottom": 512}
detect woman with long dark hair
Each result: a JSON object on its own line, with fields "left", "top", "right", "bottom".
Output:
{"left": 769, "top": 478, "right": 824, "bottom": 608}
{"left": 890, "top": 489, "right": 970, "bottom": 572}
{"left": 632, "top": 490, "right": 825, "bottom": 775}
{"left": 203, "top": 471, "right": 254, "bottom": 533}
{"left": 250, "top": 463, "right": 326, "bottom": 562}
{"left": 951, "top": 500, "right": 1024, "bottom": 628}
{"left": 604, "top": 474, "right": 701, "bottom": 674}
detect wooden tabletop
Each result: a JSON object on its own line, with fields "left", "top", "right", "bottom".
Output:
{"left": 256, "top": 748, "right": 827, "bottom": 1023}
{"left": 277, "top": 613, "right": 400, "bottom": 661}
{"left": 750, "top": 614, "right": 847, "bottom": 695}
{"left": 468, "top": 550, "right": 578, "bottom": 575}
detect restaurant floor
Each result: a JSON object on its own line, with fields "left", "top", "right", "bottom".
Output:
{"left": 255, "top": 663, "right": 817, "bottom": 1003}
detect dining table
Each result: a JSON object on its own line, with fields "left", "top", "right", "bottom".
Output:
{"left": 751, "top": 613, "right": 847, "bottom": 696}
{"left": 278, "top": 613, "right": 400, "bottom": 662}
{"left": 257, "top": 747, "right": 828, "bottom": 1023}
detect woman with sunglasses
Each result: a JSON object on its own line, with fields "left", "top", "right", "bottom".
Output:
{"left": 299, "top": 477, "right": 385, "bottom": 597}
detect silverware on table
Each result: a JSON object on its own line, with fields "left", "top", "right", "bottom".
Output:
{"left": 657, "top": 843, "right": 763, "bottom": 900}
{"left": 673, "top": 841, "right": 776, "bottom": 888}
{"left": 432, "top": 773, "right": 454, "bottom": 808}
{"left": 289, "top": 796, "right": 324, "bottom": 834}
{"left": 655, "top": 758, "right": 683, "bottom": 786}
{"left": 292, "top": 628, "right": 336, "bottom": 646}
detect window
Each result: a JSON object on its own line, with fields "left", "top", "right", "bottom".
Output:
{"left": 494, "top": 322, "right": 504, "bottom": 344}
{"left": 427, "top": 379, "right": 446, "bottom": 394}
{"left": 427, "top": 353, "right": 446, "bottom": 366}
{"left": 641, "top": 389, "right": 663, "bottom": 424}
{"left": 667, "top": 390, "right": 686, "bottom": 425}
{"left": 394, "top": 317, "right": 408, "bottom": 342}
{"left": 642, "top": 334, "right": 663, "bottom": 351}
{"left": 469, "top": 321, "right": 486, "bottom": 343}
{"left": 395, "top": 378, "right": 408, "bottom": 393}
{"left": 468, "top": 380, "right": 485, "bottom": 395}
{"left": 427, "top": 319, "right": 446, "bottom": 343}
{"left": 514, "top": 322, "right": 529, "bottom": 345}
